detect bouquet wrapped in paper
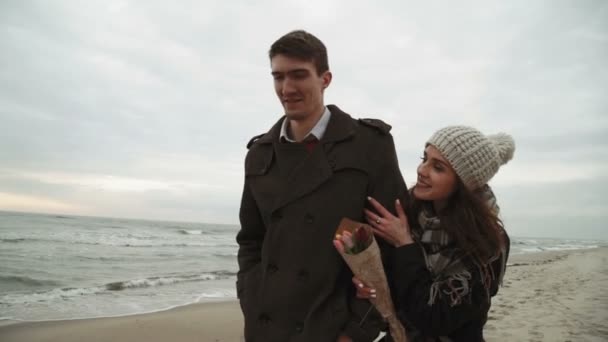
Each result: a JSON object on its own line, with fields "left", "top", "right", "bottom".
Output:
{"left": 334, "top": 217, "right": 407, "bottom": 342}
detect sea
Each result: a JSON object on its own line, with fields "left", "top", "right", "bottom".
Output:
{"left": 0, "top": 210, "right": 604, "bottom": 323}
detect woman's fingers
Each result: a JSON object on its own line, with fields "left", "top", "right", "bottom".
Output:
{"left": 366, "top": 196, "right": 394, "bottom": 219}
{"left": 365, "top": 216, "right": 381, "bottom": 230}
{"left": 356, "top": 287, "right": 376, "bottom": 299}
{"left": 333, "top": 239, "right": 344, "bottom": 253}
{"left": 363, "top": 209, "right": 377, "bottom": 223}
{"left": 372, "top": 228, "right": 394, "bottom": 245}
{"left": 365, "top": 208, "right": 391, "bottom": 228}
{"left": 395, "top": 199, "right": 408, "bottom": 223}
{"left": 352, "top": 277, "right": 376, "bottom": 299}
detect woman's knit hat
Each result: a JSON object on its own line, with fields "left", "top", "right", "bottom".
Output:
{"left": 427, "top": 126, "right": 515, "bottom": 190}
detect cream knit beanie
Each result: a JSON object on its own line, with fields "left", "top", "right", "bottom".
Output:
{"left": 427, "top": 126, "right": 515, "bottom": 190}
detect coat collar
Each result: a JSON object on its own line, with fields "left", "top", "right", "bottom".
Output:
{"left": 256, "top": 105, "right": 357, "bottom": 145}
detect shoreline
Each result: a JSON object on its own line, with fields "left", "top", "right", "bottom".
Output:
{"left": 0, "top": 301, "right": 244, "bottom": 342}
{"left": 0, "top": 298, "right": 237, "bottom": 327}
{"left": 1, "top": 247, "right": 606, "bottom": 341}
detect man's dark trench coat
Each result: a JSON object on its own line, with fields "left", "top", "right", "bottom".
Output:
{"left": 237, "top": 105, "right": 409, "bottom": 342}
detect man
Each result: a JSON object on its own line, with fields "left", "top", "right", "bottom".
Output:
{"left": 237, "top": 30, "right": 408, "bottom": 342}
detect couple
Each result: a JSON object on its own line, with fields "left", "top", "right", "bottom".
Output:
{"left": 236, "top": 30, "right": 514, "bottom": 342}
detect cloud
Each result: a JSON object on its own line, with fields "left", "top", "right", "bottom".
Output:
{"left": 0, "top": 192, "right": 83, "bottom": 214}
{"left": 0, "top": 0, "right": 606, "bottom": 238}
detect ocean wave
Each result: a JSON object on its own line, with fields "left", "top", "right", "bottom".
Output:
{"left": 0, "top": 275, "right": 60, "bottom": 287}
{"left": 543, "top": 244, "right": 599, "bottom": 251}
{"left": 0, "top": 236, "right": 235, "bottom": 248}
{"left": 77, "top": 255, "right": 125, "bottom": 262}
{"left": 196, "top": 289, "right": 237, "bottom": 301}
{"left": 120, "top": 242, "right": 237, "bottom": 248}
{"left": 0, "top": 237, "right": 100, "bottom": 246}
{"left": 0, "top": 238, "right": 27, "bottom": 243}
{"left": 511, "top": 242, "right": 602, "bottom": 255}
{"left": 105, "top": 274, "right": 219, "bottom": 291}
{"left": 0, "top": 286, "right": 104, "bottom": 305}
{"left": 104, "top": 271, "right": 237, "bottom": 291}
{"left": 177, "top": 229, "right": 208, "bottom": 235}
{"left": 0, "top": 271, "right": 237, "bottom": 305}
{"left": 212, "top": 252, "right": 238, "bottom": 258}
{"left": 511, "top": 240, "right": 529, "bottom": 245}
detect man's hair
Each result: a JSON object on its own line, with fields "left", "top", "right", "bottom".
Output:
{"left": 269, "top": 30, "right": 329, "bottom": 75}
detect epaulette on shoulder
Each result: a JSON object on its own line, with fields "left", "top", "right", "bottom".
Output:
{"left": 246, "top": 133, "right": 265, "bottom": 149}
{"left": 358, "top": 118, "right": 392, "bottom": 134}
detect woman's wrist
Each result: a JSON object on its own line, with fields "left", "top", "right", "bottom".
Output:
{"left": 394, "top": 238, "right": 414, "bottom": 248}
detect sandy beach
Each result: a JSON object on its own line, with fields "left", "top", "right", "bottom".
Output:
{"left": 1, "top": 247, "right": 606, "bottom": 342}
{"left": 485, "top": 247, "right": 608, "bottom": 342}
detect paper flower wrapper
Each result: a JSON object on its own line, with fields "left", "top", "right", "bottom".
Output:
{"left": 335, "top": 217, "right": 407, "bottom": 342}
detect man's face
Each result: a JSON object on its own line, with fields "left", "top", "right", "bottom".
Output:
{"left": 270, "top": 54, "right": 332, "bottom": 121}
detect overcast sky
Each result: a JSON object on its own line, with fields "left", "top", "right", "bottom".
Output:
{"left": 1, "top": 0, "right": 606, "bottom": 239}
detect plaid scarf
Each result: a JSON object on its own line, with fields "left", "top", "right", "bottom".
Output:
{"left": 412, "top": 185, "right": 504, "bottom": 307}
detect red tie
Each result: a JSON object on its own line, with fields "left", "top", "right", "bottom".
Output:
{"left": 304, "top": 136, "right": 319, "bottom": 153}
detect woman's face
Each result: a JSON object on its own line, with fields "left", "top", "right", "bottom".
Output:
{"left": 413, "top": 145, "right": 458, "bottom": 204}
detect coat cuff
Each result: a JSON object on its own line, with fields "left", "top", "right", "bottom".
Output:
{"left": 392, "top": 244, "right": 425, "bottom": 270}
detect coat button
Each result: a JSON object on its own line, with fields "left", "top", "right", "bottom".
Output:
{"left": 297, "top": 269, "right": 309, "bottom": 281}
{"left": 294, "top": 322, "right": 303, "bottom": 333}
{"left": 304, "top": 213, "right": 314, "bottom": 224}
{"left": 267, "top": 264, "right": 278, "bottom": 274}
{"left": 258, "top": 313, "right": 271, "bottom": 324}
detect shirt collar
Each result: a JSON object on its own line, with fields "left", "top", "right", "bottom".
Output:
{"left": 280, "top": 106, "right": 331, "bottom": 143}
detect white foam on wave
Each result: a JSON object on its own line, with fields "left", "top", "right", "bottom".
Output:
{"left": 0, "top": 273, "right": 236, "bottom": 305}
{"left": 544, "top": 244, "right": 599, "bottom": 251}
{"left": 110, "top": 274, "right": 220, "bottom": 290}
{"left": 195, "top": 289, "right": 237, "bottom": 302}
{"left": 2, "top": 227, "right": 238, "bottom": 248}
{"left": 178, "top": 229, "right": 205, "bottom": 235}
{"left": 0, "top": 286, "right": 105, "bottom": 305}
{"left": 520, "top": 247, "right": 545, "bottom": 253}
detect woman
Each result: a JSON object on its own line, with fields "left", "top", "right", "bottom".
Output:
{"left": 338, "top": 126, "right": 515, "bottom": 342}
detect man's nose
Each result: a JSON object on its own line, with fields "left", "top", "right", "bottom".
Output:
{"left": 281, "top": 79, "right": 297, "bottom": 96}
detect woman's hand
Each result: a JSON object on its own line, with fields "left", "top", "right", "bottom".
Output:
{"left": 336, "top": 334, "right": 353, "bottom": 342}
{"left": 352, "top": 276, "right": 376, "bottom": 299}
{"left": 364, "top": 197, "right": 413, "bottom": 247}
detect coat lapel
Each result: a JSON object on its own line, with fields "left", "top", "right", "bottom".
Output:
{"left": 271, "top": 143, "right": 332, "bottom": 212}
{"left": 270, "top": 105, "right": 358, "bottom": 212}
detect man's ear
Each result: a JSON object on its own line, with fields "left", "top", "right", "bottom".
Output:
{"left": 321, "top": 71, "right": 332, "bottom": 89}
